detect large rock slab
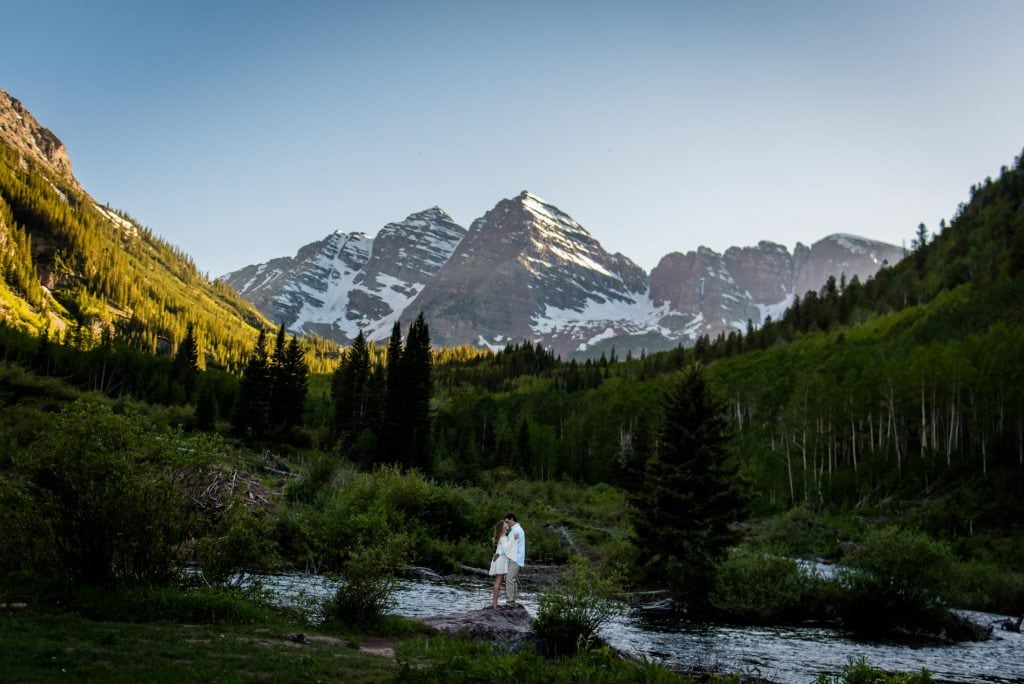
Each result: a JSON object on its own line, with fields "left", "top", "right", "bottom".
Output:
{"left": 418, "top": 605, "right": 532, "bottom": 652}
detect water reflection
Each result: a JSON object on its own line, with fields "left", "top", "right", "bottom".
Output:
{"left": 251, "top": 572, "right": 1024, "bottom": 683}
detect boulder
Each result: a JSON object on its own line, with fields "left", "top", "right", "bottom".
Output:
{"left": 418, "top": 605, "right": 533, "bottom": 652}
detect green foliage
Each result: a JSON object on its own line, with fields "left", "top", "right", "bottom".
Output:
{"left": 318, "top": 465, "right": 480, "bottom": 570}
{"left": 838, "top": 526, "right": 956, "bottom": 634}
{"left": 710, "top": 551, "right": 803, "bottom": 623}
{"left": 396, "top": 635, "right": 687, "bottom": 683}
{"left": 194, "top": 505, "right": 277, "bottom": 586}
{"left": 9, "top": 401, "right": 188, "bottom": 589}
{"left": 816, "top": 657, "right": 934, "bottom": 684}
{"left": 632, "top": 366, "right": 747, "bottom": 608}
{"left": 949, "top": 559, "right": 1024, "bottom": 614}
{"left": 75, "top": 585, "right": 280, "bottom": 624}
{"left": 322, "top": 536, "right": 409, "bottom": 627}
{"left": 532, "top": 554, "right": 623, "bottom": 656}
{"left": 231, "top": 326, "right": 310, "bottom": 441}
{"left": 0, "top": 140, "right": 268, "bottom": 370}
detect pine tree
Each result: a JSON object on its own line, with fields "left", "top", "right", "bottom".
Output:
{"left": 171, "top": 323, "right": 200, "bottom": 401}
{"left": 232, "top": 328, "right": 270, "bottom": 439}
{"left": 399, "top": 313, "right": 433, "bottom": 473}
{"left": 632, "top": 365, "right": 747, "bottom": 611}
{"left": 331, "top": 329, "right": 372, "bottom": 453}
{"left": 276, "top": 336, "right": 309, "bottom": 436}
{"left": 380, "top": 322, "right": 404, "bottom": 462}
{"left": 194, "top": 379, "right": 218, "bottom": 432}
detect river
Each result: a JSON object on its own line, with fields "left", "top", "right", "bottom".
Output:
{"left": 250, "top": 572, "right": 1024, "bottom": 683}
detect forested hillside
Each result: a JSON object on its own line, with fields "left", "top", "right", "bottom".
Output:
{"left": 0, "top": 139, "right": 268, "bottom": 370}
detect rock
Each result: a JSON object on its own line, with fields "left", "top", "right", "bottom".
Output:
{"left": 418, "top": 605, "right": 533, "bottom": 652}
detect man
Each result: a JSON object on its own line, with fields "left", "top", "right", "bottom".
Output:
{"left": 504, "top": 512, "right": 525, "bottom": 607}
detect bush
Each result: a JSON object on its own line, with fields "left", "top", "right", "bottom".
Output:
{"left": 76, "top": 585, "right": 278, "bottom": 624}
{"left": 838, "top": 526, "right": 955, "bottom": 634}
{"left": 949, "top": 559, "right": 1024, "bottom": 614}
{"left": 531, "top": 555, "right": 623, "bottom": 656}
{"left": 816, "top": 657, "right": 934, "bottom": 683}
{"left": 194, "top": 506, "right": 278, "bottom": 586}
{"left": 323, "top": 536, "right": 410, "bottom": 627}
{"left": 11, "top": 401, "right": 189, "bottom": 588}
{"left": 710, "top": 551, "right": 803, "bottom": 623}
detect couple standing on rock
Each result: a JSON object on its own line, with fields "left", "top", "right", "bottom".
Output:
{"left": 488, "top": 513, "right": 525, "bottom": 609}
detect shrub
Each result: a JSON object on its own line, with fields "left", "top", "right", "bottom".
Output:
{"left": 194, "top": 505, "right": 278, "bottom": 586}
{"left": 710, "top": 551, "right": 803, "bottom": 623}
{"left": 12, "top": 401, "right": 189, "bottom": 588}
{"left": 323, "top": 536, "right": 410, "bottom": 627}
{"left": 531, "top": 554, "right": 623, "bottom": 656}
{"left": 816, "top": 657, "right": 934, "bottom": 683}
{"left": 838, "top": 526, "right": 955, "bottom": 634}
{"left": 949, "top": 559, "right": 1024, "bottom": 614}
{"left": 75, "top": 585, "right": 278, "bottom": 624}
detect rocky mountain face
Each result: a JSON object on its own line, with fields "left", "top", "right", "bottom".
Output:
{"left": 221, "top": 208, "right": 465, "bottom": 341}
{"left": 407, "top": 192, "right": 652, "bottom": 352}
{"left": 0, "top": 89, "right": 77, "bottom": 188}
{"left": 226, "top": 191, "right": 904, "bottom": 357}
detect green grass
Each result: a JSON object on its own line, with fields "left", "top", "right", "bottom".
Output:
{"left": 0, "top": 609, "right": 401, "bottom": 683}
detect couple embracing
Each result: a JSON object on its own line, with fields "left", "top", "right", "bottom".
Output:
{"left": 488, "top": 513, "right": 525, "bottom": 609}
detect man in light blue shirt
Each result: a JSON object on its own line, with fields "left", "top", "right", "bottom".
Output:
{"left": 503, "top": 513, "right": 525, "bottom": 607}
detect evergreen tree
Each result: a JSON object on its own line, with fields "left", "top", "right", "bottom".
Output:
{"left": 232, "top": 329, "right": 270, "bottom": 439}
{"left": 632, "top": 365, "right": 747, "bottom": 612}
{"left": 331, "top": 330, "right": 373, "bottom": 453}
{"left": 380, "top": 321, "right": 404, "bottom": 461}
{"left": 193, "top": 379, "right": 218, "bottom": 432}
{"left": 275, "top": 336, "right": 309, "bottom": 437}
{"left": 171, "top": 323, "right": 200, "bottom": 401}
{"left": 399, "top": 313, "right": 433, "bottom": 473}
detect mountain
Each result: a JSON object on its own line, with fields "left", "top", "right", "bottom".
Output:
{"left": 225, "top": 190, "right": 903, "bottom": 357}
{"left": 221, "top": 207, "right": 465, "bottom": 341}
{"left": 407, "top": 192, "right": 654, "bottom": 354}
{"left": 0, "top": 88, "right": 267, "bottom": 367}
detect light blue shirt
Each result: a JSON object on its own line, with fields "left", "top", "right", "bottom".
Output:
{"left": 508, "top": 522, "right": 526, "bottom": 567}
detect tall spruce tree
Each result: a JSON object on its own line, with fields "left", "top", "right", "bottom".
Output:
{"left": 231, "top": 328, "right": 270, "bottom": 439}
{"left": 380, "top": 321, "right": 404, "bottom": 462}
{"left": 400, "top": 312, "right": 433, "bottom": 473}
{"left": 632, "top": 365, "right": 747, "bottom": 611}
{"left": 331, "top": 329, "right": 373, "bottom": 453}
{"left": 171, "top": 323, "right": 200, "bottom": 401}
{"left": 276, "top": 336, "right": 309, "bottom": 436}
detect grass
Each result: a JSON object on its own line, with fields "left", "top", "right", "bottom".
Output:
{"left": 0, "top": 608, "right": 403, "bottom": 683}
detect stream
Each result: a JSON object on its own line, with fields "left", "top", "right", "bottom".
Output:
{"left": 249, "top": 572, "right": 1024, "bottom": 683}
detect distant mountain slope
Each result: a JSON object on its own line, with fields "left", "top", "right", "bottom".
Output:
{"left": 0, "top": 88, "right": 267, "bottom": 368}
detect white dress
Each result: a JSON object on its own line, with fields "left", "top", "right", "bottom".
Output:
{"left": 488, "top": 534, "right": 510, "bottom": 575}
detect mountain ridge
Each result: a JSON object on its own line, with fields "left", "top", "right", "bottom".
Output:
{"left": 224, "top": 191, "right": 904, "bottom": 357}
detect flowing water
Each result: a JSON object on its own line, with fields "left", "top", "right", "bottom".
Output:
{"left": 251, "top": 572, "right": 1024, "bottom": 683}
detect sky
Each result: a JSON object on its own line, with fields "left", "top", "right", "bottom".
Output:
{"left": 2, "top": 1, "right": 1023, "bottom": 279}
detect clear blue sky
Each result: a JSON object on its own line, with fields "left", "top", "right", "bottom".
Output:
{"left": 3, "top": 0, "right": 1022, "bottom": 278}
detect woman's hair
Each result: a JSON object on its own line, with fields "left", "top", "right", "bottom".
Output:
{"left": 493, "top": 520, "right": 507, "bottom": 546}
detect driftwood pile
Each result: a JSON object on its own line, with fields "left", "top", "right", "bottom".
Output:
{"left": 178, "top": 467, "right": 280, "bottom": 521}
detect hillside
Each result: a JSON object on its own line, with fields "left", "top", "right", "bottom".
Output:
{"left": 0, "top": 88, "right": 268, "bottom": 369}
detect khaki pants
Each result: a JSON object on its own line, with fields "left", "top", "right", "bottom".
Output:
{"left": 505, "top": 560, "right": 520, "bottom": 605}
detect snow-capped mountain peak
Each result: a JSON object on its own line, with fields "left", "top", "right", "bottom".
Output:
{"left": 223, "top": 192, "right": 903, "bottom": 358}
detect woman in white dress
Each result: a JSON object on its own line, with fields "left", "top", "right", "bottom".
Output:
{"left": 488, "top": 519, "right": 510, "bottom": 609}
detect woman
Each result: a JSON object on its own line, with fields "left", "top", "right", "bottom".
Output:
{"left": 487, "top": 519, "right": 510, "bottom": 609}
